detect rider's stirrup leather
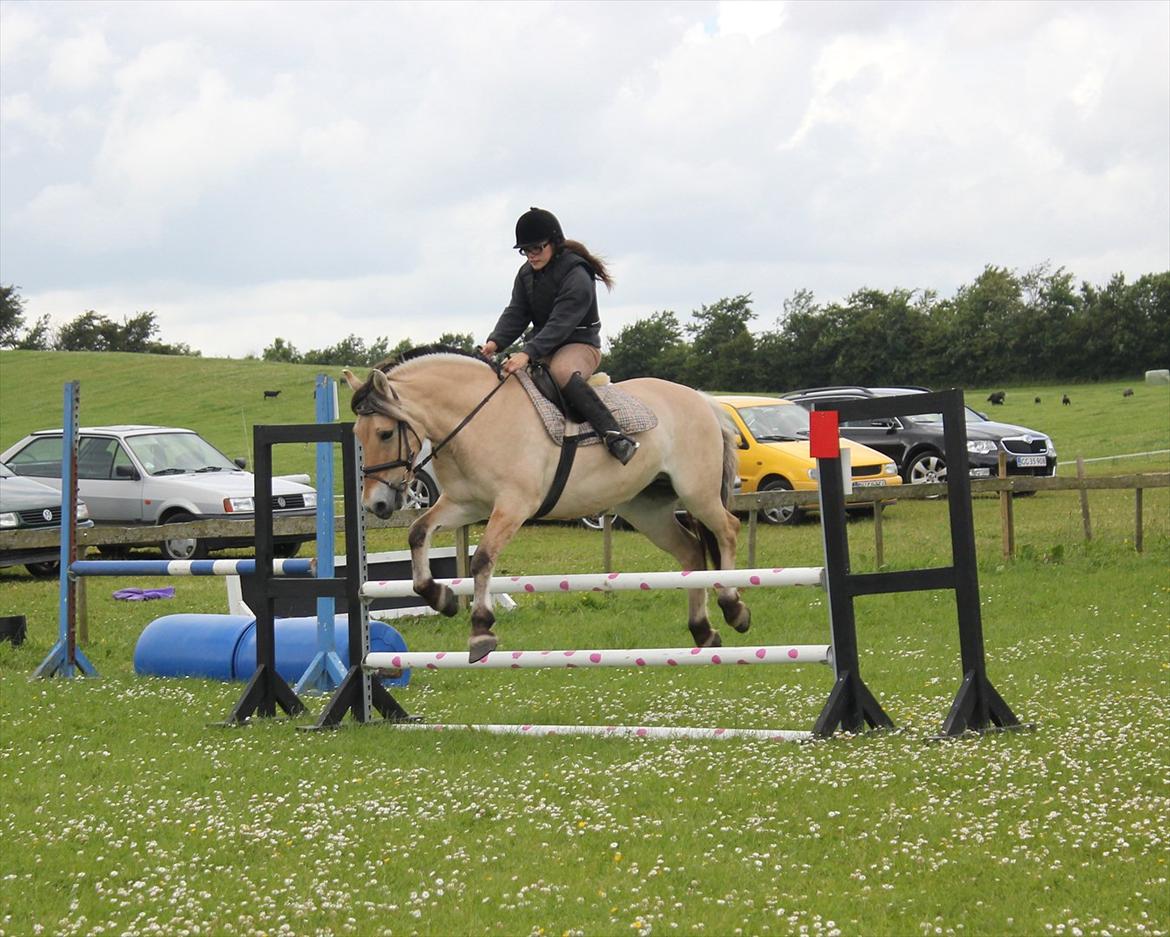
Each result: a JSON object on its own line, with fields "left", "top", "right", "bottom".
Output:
{"left": 605, "top": 431, "right": 639, "bottom": 465}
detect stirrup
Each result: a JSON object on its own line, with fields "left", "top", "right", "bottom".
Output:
{"left": 605, "top": 432, "right": 639, "bottom": 465}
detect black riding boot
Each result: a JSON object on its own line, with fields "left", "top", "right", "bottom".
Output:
{"left": 562, "top": 372, "right": 639, "bottom": 465}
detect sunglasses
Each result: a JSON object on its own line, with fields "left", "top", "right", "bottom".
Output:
{"left": 518, "top": 241, "right": 550, "bottom": 257}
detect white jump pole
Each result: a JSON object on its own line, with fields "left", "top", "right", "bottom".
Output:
{"left": 390, "top": 722, "right": 813, "bottom": 742}
{"left": 361, "top": 566, "right": 824, "bottom": 599}
{"left": 365, "top": 643, "right": 831, "bottom": 673}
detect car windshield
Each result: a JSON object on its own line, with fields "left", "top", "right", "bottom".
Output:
{"left": 126, "top": 433, "right": 239, "bottom": 476}
{"left": 737, "top": 404, "right": 810, "bottom": 441}
{"left": 905, "top": 406, "right": 987, "bottom": 424}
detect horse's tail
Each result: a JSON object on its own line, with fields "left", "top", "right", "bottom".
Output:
{"left": 712, "top": 400, "right": 739, "bottom": 509}
{"left": 682, "top": 398, "right": 740, "bottom": 570}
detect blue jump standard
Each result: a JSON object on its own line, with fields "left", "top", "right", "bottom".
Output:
{"left": 71, "top": 558, "right": 316, "bottom": 577}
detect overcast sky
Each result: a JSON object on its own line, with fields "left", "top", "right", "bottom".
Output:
{"left": 2, "top": 0, "right": 1167, "bottom": 360}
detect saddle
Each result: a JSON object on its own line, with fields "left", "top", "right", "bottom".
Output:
{"left": 515, "top": 364, "right": 658, "bottom": 519}
{"left": 516, "top": 366, "right": 657, "bottom": 446}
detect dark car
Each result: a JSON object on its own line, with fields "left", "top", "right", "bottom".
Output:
{"left": 0, "top": 462, "right": 93, "bottom": 577}
{"left": 781, "top": 386, "right": 1057, "bottom": 485}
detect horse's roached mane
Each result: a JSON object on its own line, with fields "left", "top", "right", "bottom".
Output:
{"left": 375, "top": 344, "right": 502, "bottom": 377}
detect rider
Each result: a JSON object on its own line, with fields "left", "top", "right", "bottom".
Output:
{"left": 479, "top": 207, "right": 639, "bottom": 465}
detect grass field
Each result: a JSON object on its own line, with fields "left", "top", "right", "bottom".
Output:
{"left": 1, "top": 352, "right": 1168, "bottom": 935}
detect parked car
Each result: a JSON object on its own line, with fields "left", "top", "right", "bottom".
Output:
{"left": 1, "top": 426, "right": 317, "bottom": 560}
{"left": 403, "top": 441, "right": 441, "bottom": 510}
{"left": 0, "top": 462, "right": 93, "bottom": 577}
{"left": 714, "top": 395, "right": 902, "bottom": 525}
{"left": 781, "top": 386, "right": 1057, "bottom": 486}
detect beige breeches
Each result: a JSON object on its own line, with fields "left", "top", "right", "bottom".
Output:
{"left": 543, "top": 343, "right": 602, "bottom": 388}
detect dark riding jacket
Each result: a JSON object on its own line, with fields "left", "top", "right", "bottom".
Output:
{"left": 487, "top": 249, "right": 602, "bottom": 361}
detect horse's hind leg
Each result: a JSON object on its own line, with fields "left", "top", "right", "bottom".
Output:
{"left": 466, "top": 505, "right": 527, "bottom": 663}
{"left": 616, "top": 498, "right": 722, "bottom": 648}
{"left": 683, "top": 501, "right": 751, "bottom": 634}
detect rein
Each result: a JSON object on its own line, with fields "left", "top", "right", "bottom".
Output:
{"left": 358, "top": 370, "right": 514, "bottom": 490}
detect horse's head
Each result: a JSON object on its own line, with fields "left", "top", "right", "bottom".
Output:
{"left": 343, "top": 367, "right": 423, "bottom": 519}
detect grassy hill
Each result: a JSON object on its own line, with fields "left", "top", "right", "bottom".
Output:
{"left": 1, "top": 351, "right": 1167, "bottom": 480}
{"left": 0, "top": 350, "right": 344, "bottom": 477}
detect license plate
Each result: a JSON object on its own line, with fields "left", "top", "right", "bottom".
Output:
{"left": 853, "top": 479, "right": 888, "bottom": 487}
{"left": 1016, "top": 455, "right": 1047, "bottom": 467}
{"left": 969, "top": 467, "right": 992, "bottom": 477}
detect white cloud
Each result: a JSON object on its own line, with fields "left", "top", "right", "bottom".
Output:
{"left": 716, "top": 0, "right": 787, "bottom": 41}
{"left": 0, "top": 0, "right": 1166, "bottom": 360}
{"left": 48, "top": 30, "right": 116, "bottom": 90}
{"left": 0, "top": 3, "right": 45, "bottom": 62}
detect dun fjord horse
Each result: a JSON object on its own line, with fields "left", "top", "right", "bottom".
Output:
{"left": 343, "top": 348, "right": 750, "bottom": 661}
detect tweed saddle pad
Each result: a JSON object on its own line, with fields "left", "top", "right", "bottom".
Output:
{"left": 515, "top": 370, "right": 658, "bottom": 447}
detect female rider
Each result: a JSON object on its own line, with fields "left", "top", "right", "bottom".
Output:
{"left": 479, "top": 207, "right": 638, "bottom": 464}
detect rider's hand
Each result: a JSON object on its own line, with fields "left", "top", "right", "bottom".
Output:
{"left": 502, "top": 352, "right": 530, "bottom": 376}
{"left": 479, "top": 341, "right": 498, "bottom": 359}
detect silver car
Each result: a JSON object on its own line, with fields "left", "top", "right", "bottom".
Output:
{"left": 1, "top": 426, "right": 317, "bottom": 560}
{"left": 0, "top": 462, "right": 93, "bottom": 577}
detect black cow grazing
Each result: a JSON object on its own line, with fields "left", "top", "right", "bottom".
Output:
{"left": 1034, "top": 396, "right": 1041, "bottom": 404}
{"left": 1062, "top": 394, "right": 1071, "bottom": 406}
{"left": 263, "top": 390, "right": 281, "bottom": 399}
{"left": 1123, "top": 388, "right": 1134, "bottom": 397}
{"left": 987, "top": 391, "right": 1006, "bottom": 405}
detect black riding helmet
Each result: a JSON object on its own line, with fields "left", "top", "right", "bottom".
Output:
{"left": 514, "top": 207, "right": 564, "bottom": 249}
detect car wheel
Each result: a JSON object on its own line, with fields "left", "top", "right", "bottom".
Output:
{"left": 906, "top": 451, "right": 947, "bottom": 486}
{"left": 160, "top": 512, "right": 208, "bottom": 561}
{"left": 759, "top": 479, "right": 802, "bottom": 525}
{"left": 25, "top": 560, "right": 60, "bottom": 578}
{"left": 274, "top": 541, "right": 300, "bottom": 558}
{"left": 405, "top": 470, "right": 440, "bottom": 510}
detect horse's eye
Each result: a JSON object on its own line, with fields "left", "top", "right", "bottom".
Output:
{"left": 378, "top": 429, "right": 395, "bottom": 442}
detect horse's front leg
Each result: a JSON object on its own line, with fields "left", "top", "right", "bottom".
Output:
{"left": 467, "top": 504, "right": 528, "bottom": 662}
{"left": 407, "top": 498, "right": 479, "bottom": 618}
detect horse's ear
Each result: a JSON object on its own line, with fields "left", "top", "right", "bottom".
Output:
{"left": 342, "top": 368, "right": 363, "bottom": 391}
{"left": 370, "top": 369, "right": 391, "bottom": 395}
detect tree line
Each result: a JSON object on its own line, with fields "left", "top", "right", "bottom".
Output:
{"left": 4, "top": 264, "right": 1166, "bottom": 389}
{"left": 605, "top": 265, "right": 1168, "bottom": 390}
{"left": 1, "top": 288, "right": 196, "bottom": 356}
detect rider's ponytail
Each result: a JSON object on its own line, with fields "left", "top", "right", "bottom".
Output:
{"left": 562, "top": 239, "right": 614, "bottom": 292}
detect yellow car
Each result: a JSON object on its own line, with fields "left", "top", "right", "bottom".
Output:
{"left": 714, "top": 395, "right": 902, "bottom": 525}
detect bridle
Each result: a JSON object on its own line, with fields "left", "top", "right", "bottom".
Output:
{"left": 356, "top": 369, "right": 514, "bottom": 499}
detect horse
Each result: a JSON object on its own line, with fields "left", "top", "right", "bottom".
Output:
{"left": 342, "top": 347, "right": 751, "bottom": 662}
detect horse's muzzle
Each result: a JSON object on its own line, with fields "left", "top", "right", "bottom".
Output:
{"left": 365, "top": 487, "right": 404, "bottom": 519}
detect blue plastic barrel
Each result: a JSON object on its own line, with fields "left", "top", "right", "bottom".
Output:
{"left": 134, "top": 613, "right": 253, "bottom": 681}
{"left": 134, "top": 614, "right": 410, "bottom": 686}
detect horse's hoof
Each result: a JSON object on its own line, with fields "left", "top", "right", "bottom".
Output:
{"left": 701, "top": 630, "right": 722, "bottom": 648}
{"left": 468, "top": 633, "right": 497, "bottom": 663}
{"left": 719, "top": 595, "right": 751, "bottom": 633}
{"left": 437, "top": 585, "right": 458, "bottom": 617}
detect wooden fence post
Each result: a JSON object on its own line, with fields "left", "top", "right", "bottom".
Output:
{"left": 602, "top": 514, "right": 614, "bottom": 573}
{"left": 1076, "top": 456, "right": 1092, "bottom": 541}
{"left": 1135, "top": 487, "right": 1144, "bottom": 553}
{"left": 77, "top": 575, "right": 88, "bottom": 646}
{"left": 455, "top": 524, "right": 471, "bottom": 610}
{"left": 747, "top": 509, "right": 758, "bottom": 568}
{"left": 998, "top": 451, "right": 1015, "bottom": 559}
{"left": 872, "top": 499, "right": 884, "bottom": 569}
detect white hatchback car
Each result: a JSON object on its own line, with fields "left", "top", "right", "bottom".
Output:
{"left": 1, "top": 426, "right": 317, "bottom": 560}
